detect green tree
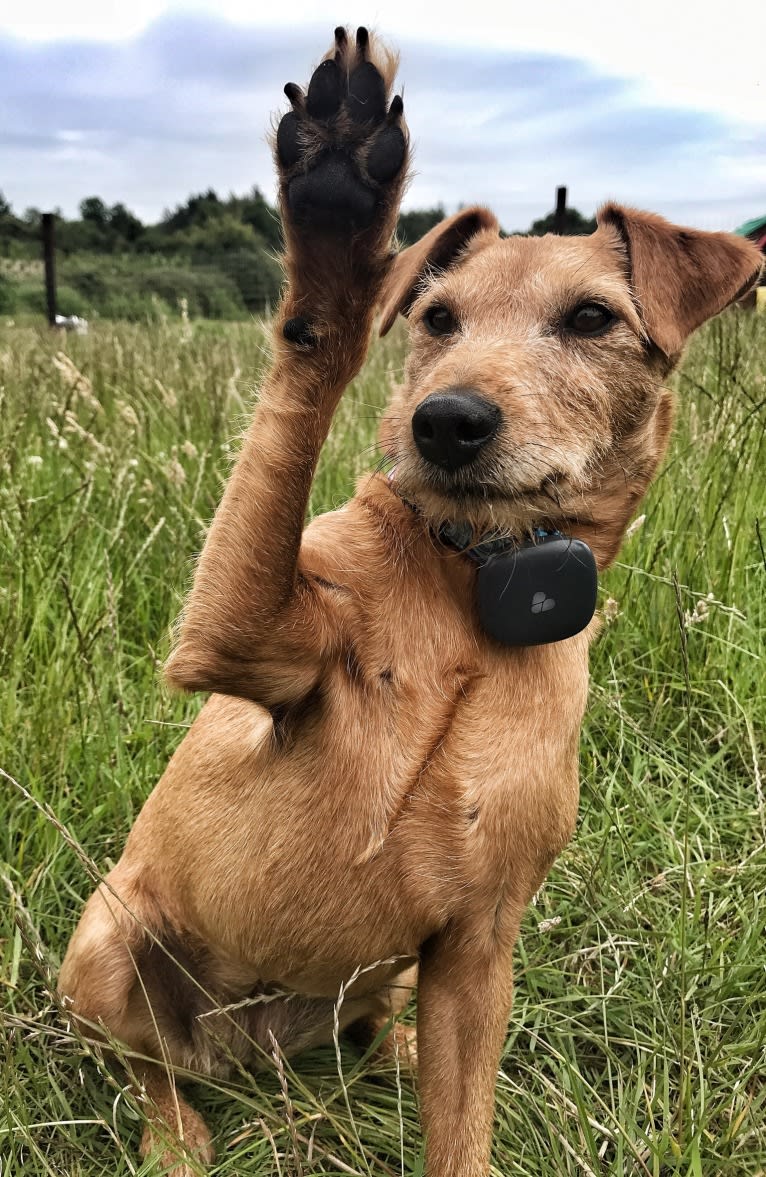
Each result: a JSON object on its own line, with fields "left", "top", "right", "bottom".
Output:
{"left": 79, "top": 196, "right": 110, "bottom": 227}
{"left": 57, "top": 219, "right": 111, "bottom": 254}
{"left": 239, "top": 188, "right": 282, "bottom": 250}
{"left": 186, "top": 215, "right": 261, "bottom": 254}
{"left": 0, "top": 194, "right": 38, "bottom": 255}
{"left": 162, "top": 190, "right": 223, "bottom": 233}
{"left": 109, "top": 203, "right": 144, "bottom": 244}
{"left": 397, "top": 206, "right": 446, "bottom": 245}
{"left": 528, "top": 206, "right": 596, "bottom": 236}
{"left": 218, "top": 248, "right": 283, "bottom": 313}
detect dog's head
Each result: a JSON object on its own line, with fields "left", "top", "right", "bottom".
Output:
{"left": 378, "top": 206, "right": 762, "bottom": 567}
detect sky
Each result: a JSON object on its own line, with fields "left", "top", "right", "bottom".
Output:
{"left": 1, "top": 1, "right": 764, "bottom": 233}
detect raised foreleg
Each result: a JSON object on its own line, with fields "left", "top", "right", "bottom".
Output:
{"left": 166, "top": 27, "right": 409, "bottom": 705}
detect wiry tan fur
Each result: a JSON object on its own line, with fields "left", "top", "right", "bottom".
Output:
{"left": 58, "top": 28, "right": 763, "bottom": 1177}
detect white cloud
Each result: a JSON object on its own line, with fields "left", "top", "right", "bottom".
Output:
{"left": 2, "top": 0, "right": 764, "bottom": 126}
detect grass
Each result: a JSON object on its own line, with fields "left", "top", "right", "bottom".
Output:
{"left": 1, "top": 309, "right": 765, "bottom": 1176}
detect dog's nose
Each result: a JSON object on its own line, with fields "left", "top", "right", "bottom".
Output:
{"left": 412, "top": 390, "right": 501, "bottom": 471}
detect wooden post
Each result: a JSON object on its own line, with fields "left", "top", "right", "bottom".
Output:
{"left": 553, "top": 186, "right": 567, "bottom": 236}
{"left": 42, "top": 212, "right": 57, "bottom": 327}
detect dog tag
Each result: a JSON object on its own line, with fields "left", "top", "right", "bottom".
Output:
{"left": 476, "top": 534, "right": 597, "bottom": 647}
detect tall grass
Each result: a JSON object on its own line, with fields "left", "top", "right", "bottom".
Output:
{"left": 1, "top": 310, "right": 764, "bottom": 1175}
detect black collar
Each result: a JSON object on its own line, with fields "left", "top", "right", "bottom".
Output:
{"left": 387, "top": 471, "right": 559, "bottom": 565}
{"left": 384, "top": 472, "right": 598, "bottom": 647}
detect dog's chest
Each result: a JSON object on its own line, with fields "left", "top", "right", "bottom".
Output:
{"left": 384, "top": 647, "right": 588, "bottom": 899}
{"left": 308, "top": 532, "right": 594, "bottom": 895}
{"left": 149, "top": 639, "right": 588, "bottom": 978}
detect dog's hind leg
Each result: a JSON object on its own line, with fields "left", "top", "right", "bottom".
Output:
{"left": 138, "top": 1063, "right": 215, "bottom": 1176}
{"left": 59, "top": 874, "right": 216, "bottom": 1172}
{"left": 346, "top": 964, "right": 419, "bottom": 1069}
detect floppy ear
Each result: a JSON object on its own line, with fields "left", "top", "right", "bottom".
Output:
{"left": 597, "top": 203, "right": 763, "bottom": 362}
{"left": 378, "top": 206, "right": 499, "bottom": 336}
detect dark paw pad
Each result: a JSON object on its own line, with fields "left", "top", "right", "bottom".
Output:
{"left": 283, "top": 316, "right": 317, "bottom": 346}
{"left": 288, "top": 151, "right": 376, "bottom": 230}
{"left": 306, "top": 59, "right": 344, "bottom": 121}
{"left": 348, "top": 62, "right": 387, "bottom": 124}
{"left": 367, "top": 126, "right": 406, "bottom": 183}
{"left": 276, "top": 111, "right": 301, "bottom": 169}
{"left": 277, "top": 29, "right": 406, "bottom": 235}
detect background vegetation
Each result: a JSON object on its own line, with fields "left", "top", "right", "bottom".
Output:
{"left": 1, "top": 308, "right": 764, "bottom": 1175}
{"left": 0, "top": 190, "right": 596, "bottom": 323}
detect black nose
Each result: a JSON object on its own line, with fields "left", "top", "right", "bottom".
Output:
{"left": 412, "top": 389, "right": 501, "bottom": 471}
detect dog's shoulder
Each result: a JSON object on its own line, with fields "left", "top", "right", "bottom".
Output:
{"left": 299, "top": 473, "right": 431, "bottom": 591}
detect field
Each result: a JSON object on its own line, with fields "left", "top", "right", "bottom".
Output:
{"left": 1, "top": 311, "right": 765, "bottom": 1176}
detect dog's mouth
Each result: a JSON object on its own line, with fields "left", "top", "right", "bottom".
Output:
{"left": 409, "top": 457, "right": 570, "bottom": 506}
{"left": 387, "top": 453, "right": 586, "bottom": 537}
{"left": 451, "top": 472, "right": 567, "bottom": 504}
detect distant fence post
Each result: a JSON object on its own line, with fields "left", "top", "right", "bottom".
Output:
{"left": 553, "top": 186, "right": 567, "bottom": 235}
{"left": 42, "top": 212, "right": 57, "bottom": 327}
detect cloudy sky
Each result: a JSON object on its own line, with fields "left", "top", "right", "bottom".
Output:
{"left": 1, "top": 0, "right": 764, "bottom": 232}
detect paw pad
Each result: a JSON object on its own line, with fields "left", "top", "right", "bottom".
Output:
{"left": 282, "top": 316, "right": 317, "bottom": 347}
{"left": 307, "top": 59, "right": 344, "bottom": 121}
{"left": 277, "top": 27, "right": 407, "bottom": 233}
{"left": 347, "top": 61, "right": 387, "bottom": 124}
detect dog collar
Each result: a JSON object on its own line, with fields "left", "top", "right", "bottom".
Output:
{"left": 436, "top": 518, "right": 554, "bottom": 563}
{"left": 386, "top": 469, "right": 598, "bottom": 647}
{"left": 386, "top": 468, "right": 552, "bottom": 561}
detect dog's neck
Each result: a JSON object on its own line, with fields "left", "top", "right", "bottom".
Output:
{"left": 381, "top": 470, "right": 598, "bottom": 647}
{"left": 386, "top": 469, "right": 556, "bottom": 564}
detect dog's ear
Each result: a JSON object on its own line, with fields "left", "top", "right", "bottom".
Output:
{"left": 597, "top": 204, "right": 763, "bottom": 363}
{"left": 378, "top": 206, "right": 499, "bottom": 336}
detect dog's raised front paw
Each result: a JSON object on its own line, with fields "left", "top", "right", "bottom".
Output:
{"left": 276, "top": 27, "right": 408, "bottom": 235}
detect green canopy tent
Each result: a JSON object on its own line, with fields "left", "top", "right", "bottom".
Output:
{"left": 734, "top": 216, "right": 766, "bottom": 304}
{"left": 734, "top": 215, "right": 766, "bottom": 251}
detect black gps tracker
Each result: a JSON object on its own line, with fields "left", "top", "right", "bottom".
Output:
{"left": 476, "top": 532, "right": 598, "bottom": 647}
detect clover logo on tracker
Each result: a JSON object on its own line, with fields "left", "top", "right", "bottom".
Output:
{"left": 531, "top": 591, "right": 556, "bottom": 614}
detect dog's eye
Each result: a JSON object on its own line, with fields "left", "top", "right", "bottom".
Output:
{"left": 565, "top": 303, "right": 616, "bottom": 336}
{"left": 423, "top": 305, "right": 456, "bottom": 336}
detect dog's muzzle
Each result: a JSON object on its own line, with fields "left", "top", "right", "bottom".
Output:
{"left": 411, "top": 389, "right": 501, "bottom": 472}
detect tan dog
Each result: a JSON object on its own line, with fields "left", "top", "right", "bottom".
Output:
{"left": 58, "top": 27, "right": 762, "bottom": 1177}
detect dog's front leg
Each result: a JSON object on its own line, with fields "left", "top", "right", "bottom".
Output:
{"left": 417, "top": 916, "right": 518, "bottom": 1177}
{"left": 166, "top": 27, "right": 408, "bottom": 704}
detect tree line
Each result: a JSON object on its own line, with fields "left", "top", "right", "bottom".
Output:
{"left": 0, "top": 189, "right": 596, "bottom": 322}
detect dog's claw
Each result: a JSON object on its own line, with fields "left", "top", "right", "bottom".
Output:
{"left": 334, "top": 26, "right": 347, "bottom": 58}
{"left": 284, "top": 82, "right": 304, "bottom": 110}
{"left": 387, "top": 94, "right": 404, "bottom": 123}
{"left": 356, "top": 26, "right": 369, "bottom": 57}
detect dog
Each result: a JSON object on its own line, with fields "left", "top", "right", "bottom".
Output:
{"left": 58, "top": 27, "right": 763, "bottom": 1177}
